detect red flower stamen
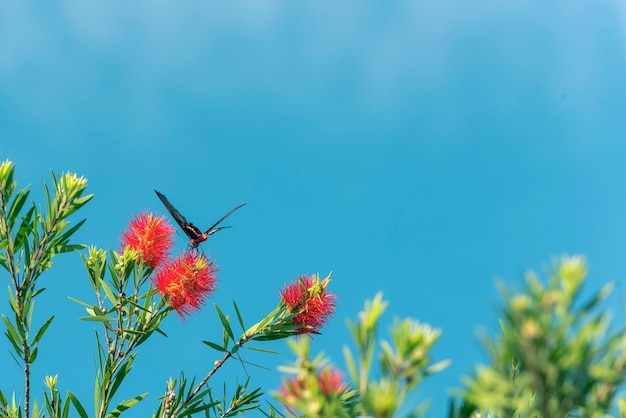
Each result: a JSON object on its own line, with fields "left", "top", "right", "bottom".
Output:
{"left": 280, "top": 274, "right": 336, "bottom": 334}
{"left": 318, "top": 367, "right": 345, "bottom": 396}
{"left": 120, "top": 213, "right": 175, "bottom": 269}
{"left": 280, "top": 377, "right": 305, "bottom": 401}
{"left": 153, "top": 252, "right": 218, "bottom": 318}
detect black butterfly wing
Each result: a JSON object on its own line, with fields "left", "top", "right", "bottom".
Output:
{"left": 205, "top": 203, "right": 247, "bottom": 235}
{"left": 181, "top": 223, "right": 204, "bottom": 241}
{"left": 154, "top": 190, "right": 203, "bottom": 240}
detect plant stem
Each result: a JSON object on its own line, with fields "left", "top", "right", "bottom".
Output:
{"left": 23, "top": 339, "right": 30, "bottom": 418}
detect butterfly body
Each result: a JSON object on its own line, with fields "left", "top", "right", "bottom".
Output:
{"left": 154, "top": 190, "right": 245, "bottom": 248}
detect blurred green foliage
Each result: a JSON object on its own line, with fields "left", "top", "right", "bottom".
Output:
{"left": 459, "top": 256, "right": 626, "bottom": 418}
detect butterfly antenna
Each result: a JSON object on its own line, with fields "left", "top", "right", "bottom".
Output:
{"left": 204, "top": 203, "right": 247, "bottom": 234}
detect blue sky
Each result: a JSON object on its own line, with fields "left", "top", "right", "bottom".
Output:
{"left": 1, "top": 1, "right": 626, "bottom": 416}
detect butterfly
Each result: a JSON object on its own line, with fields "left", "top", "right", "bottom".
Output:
{"left": 155, "top": 190, "right": 246, "bottom": 249}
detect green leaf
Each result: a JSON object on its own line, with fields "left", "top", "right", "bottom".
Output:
{"left": 135, "top": 315, "right": 169, "bottom": 346}
{"left": 56, "top": 243, "right": 86, "bottom": 254}
{"left": 29, "top": 345, "right": 38, "bottom": 363}
{"left": 50, "top": 219, "right": 87, "bottom": 250}
{"left": 231, "top": 344, "right": 240, "bottom": 355}
{"left": 26, "top": 298, "right": 35, "bottom": 333}
{"left": 267, "top": 322, "right": 302, "bottom": 333}
{"left": 577, "top": 283, "right": 613, "bottom": 317}
{"left": 233, "top": 300, "right": 246, "bottom": 331}
{"left": 32, "top": 315, "right": 55, "bottom": 346}
{"left": 245, "top": 346, "right": 279, "bottom": 355}
{"left": 105, "top": 392, "right": 148, "bottom": 418}
{"left": 427, "top": 359, "right": 452, "bottom": 375}
{"left": 203, "top": 340, "right": 227, "bottom": 352}
{"left": 42, "top": 180, "right": 53, "bottom": 221}
{"left": 79, "top": 316, "right": 114, "bottom": 323}
{"left": 31, "top": 287, "right": 46, "bottom": 298}
{"left": 108, "top": 353, "right": 137, "bottom": 401}
{"left": 180, "top": 401, "right": 220, "bottom": 416}
{"left": 121, "top": 329, "right": 145, "bottom": 337}
{"left": 14, "top": 206, "right": 34, "bottom": 251}
{"left": 22, "top": 234, "right": 32, "bottom": 273}
{"left": 32, "top": 397, "right": 41, "bottom": 417}
{"left": 343, "top": 347, "right": 359, "bottom": 387}
{"left": 215, "top": 304, "right": 234, "bottom": 342}
{"left": 223, "top": 326, "right": 230, "bottom": 350}
{"left": 98, "top": 276, "right": 117, "bottom": 305}
{"left": 7, "top": 287, "right": 18, "bottom": 314}
{"left": 61, "top": 396, "right": 71, "bottom": 418}
{"left": 2, "top": 314, "right": 23, "bottom": 355}
{"left": 67, "top": 391, "right": 89, "bottom": 418}
{"left": 125, "top": 298, "right": 146, "bottom": 311}
{"left": 246, "top": 302, "right": 283, "bottom": 336}
{"left": 7, "top": 188, "right": 30, "bottom": 227}
{"left": 73, "top": 194, "right": 94, "bottom": 207}
{"left": 252, "top": 332, "right": 295, "bottom": 342}
{"left": 66, "top": 296, "right": 91, "bottom": 308}
{"left": 7, "top": 348, "right": 21, "bottom": 368}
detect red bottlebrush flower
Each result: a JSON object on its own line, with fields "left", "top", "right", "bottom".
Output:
{"left": 280, "top": 274, "right": 336, "bottom": 334}
{"left": 280, "top": 377, "right": 305, "bottom": 402}
{"left": 278, "top": 377, "right": 304, "bottom": 416}
{"left": 279, "top": 367, "right": 345, "bottom": 409}
{"left": 120, "top": 213, "right": 175, "bottom": 269}
{"left": 153, "top": 252, "right": 217, "bottom": 318}
{"left": 318, "top": 367, "right": 346, "bottom": 397}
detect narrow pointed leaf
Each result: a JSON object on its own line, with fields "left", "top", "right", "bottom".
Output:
{"left": 14, "top": 206, "right": 34, "bottom": 250}
{"left": 61, "top": 396, "right": 71, "bottom": 418}
{"left": 2, "top": 314, "right": 23, "bottom": 354}
{"left": 108, "top": 353, "right": 136, "bottom": 400}
{"left": 7, "top": 287, "right": 18, "bottom": 312}
{"left": 52, "top": 219, "right": 86, "bottom": 245}
{"left": 106, "top": 393, "right": 148, "bottom": 418}
{"left": 66, "top": 296, "right": 91, "bottom": 308}
{"left": 215, "top": 304, "right": 234, "bottom": 342}
{"left": 79, "top": 316, "right": 115, "bottom": 323}
{"left": 7, "top": 188, "right": 30, "bottom": 226}
{"left": 29, "top": 345, "right": 38, "bottom": 363}
{"left": 233, "top": 300, "right": 246, "bottom": 331}
{"left": 97, "top": 277, "right": 117, "bottom": 305}
{"left": 245, "top": 346, "right": 280, "bottom": 355}
{"left": 203, "top": 340, "right": 227, "bottom": 352}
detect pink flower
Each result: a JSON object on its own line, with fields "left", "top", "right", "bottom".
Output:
{"left": 280, "top": 377, "right": 305, "bottom": 402}
{"left": 120, "top": 213, "right": 175, "bottom": 268}
{"left": 153, "top": 252, "right": 218, "bottom": 318}
{"left": 280, "top": 274, "right": 336, "bottom": 334}
{"left": 318, "top": 367, "right": 346, "bottom": 396}
{"left": 279, "top": 367, "right": 346, "bottom": 406}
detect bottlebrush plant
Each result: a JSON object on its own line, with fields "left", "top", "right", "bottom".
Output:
{"left": 0, "top": 159, "right": 342, "bottom": 417}
{"left": 0, "top": 159, "right": 421, "bottom": 418}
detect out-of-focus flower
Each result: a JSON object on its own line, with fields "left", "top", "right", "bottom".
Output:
{"left": 280, "top": 377, "right": 305, "bottom": 404}
{"left": 279, "top": 366, "right": 347, "bottom": 414}
{"left": 120, "top": 213, "right": 175, "bottom": 269}
{"left": 281, "top": 274, "right": 336, "bottom": 334}
{"left": 318, "top": 367, "right": 346, "bottom": 397}
{"left": 153, "top": 252, "right": 217, "bottom": 318}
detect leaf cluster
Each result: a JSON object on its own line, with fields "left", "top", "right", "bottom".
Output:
{"left": 460, "top": 256, "right": 626, "bottom": 417}
{"left": 0, "top": 159, "right": 93, "bottom": 418}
